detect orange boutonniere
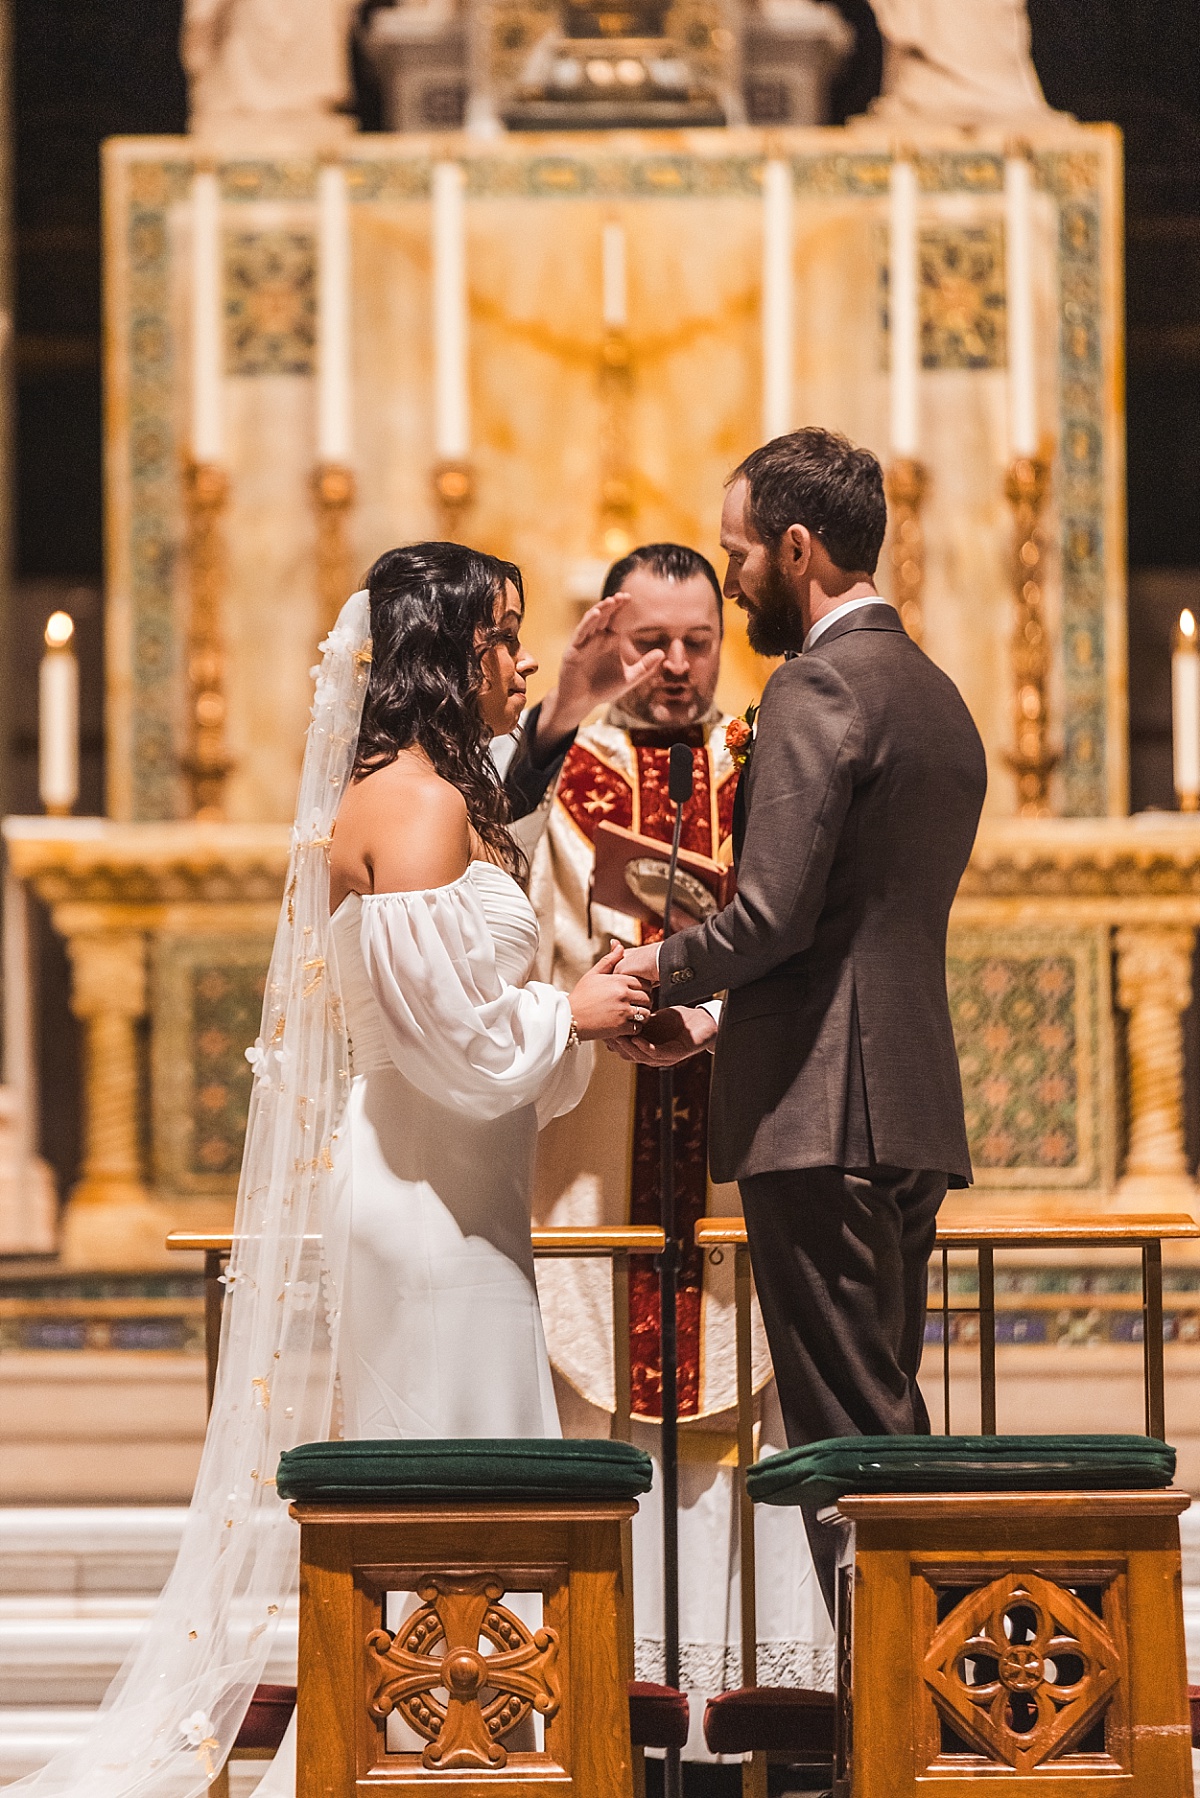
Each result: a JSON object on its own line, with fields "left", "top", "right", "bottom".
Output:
{"left": 725, "top": 702, "right": 758, "bottom": 771}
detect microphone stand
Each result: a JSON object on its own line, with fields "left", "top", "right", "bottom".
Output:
{"left": 657, "top": 742, "right": 692, "bottom": 1798}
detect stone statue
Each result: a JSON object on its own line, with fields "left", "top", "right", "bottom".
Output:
{"left": 182, "top": 0, "right": 361, "bottom": 145}
{"left": 867, "top": 0, "right": 1058, "bottom": 126}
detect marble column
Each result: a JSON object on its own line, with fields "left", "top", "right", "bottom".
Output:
{"left": 58, "top": 919, "right": 169, "bottom": 1266}
{"left": 0, "top": 871, "right": 55, "bottom": 1252}
{"left": 1115, "top": 924, "right": 1199, "bottom": 1213}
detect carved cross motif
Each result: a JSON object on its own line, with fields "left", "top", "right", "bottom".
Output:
{"left": 923, "top": 1571, "right": 1120, "bottom": 1773}
{"left": 366, "top": 1575, "right": 560, "bottom": 1769}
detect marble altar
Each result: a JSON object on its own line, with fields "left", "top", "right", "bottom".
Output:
{"left": 102, "top": 121, "right": 1124, "bottom": 826}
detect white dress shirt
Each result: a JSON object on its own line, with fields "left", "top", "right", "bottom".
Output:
{"left": 802, "top": 592, "right": 894, "bottom": 653}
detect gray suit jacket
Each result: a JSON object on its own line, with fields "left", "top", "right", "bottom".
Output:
{"left": 658, "top": 603, "right": 986, "bottom": 1185}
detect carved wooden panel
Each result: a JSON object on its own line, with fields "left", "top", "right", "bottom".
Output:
{"left": 921, "top": 1570, "right": 1123, "bottom": 1775}
{"left": 366, "top": 1574, "right": 561, "bottom": 1771}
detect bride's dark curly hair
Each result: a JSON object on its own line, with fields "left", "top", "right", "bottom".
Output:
{"left": 354, "top": 541, "right": 526, "bottom": 878}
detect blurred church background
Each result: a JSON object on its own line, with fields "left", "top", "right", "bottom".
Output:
{"left": 0, "top": 0, "right": 1199, "bottom": 1787}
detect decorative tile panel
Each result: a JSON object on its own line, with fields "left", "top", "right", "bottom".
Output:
{"left": 220, "top": 161, "right": 318, "bottom": 203}
{"left": 152, "top": 934, "right": 273, "bottom": 1195}
{"left": 1038, "top": 150, "right": 1108, "bottom": 817}
{"left": 918, "top": 224, "right": 1006, "bottom": 369}
{"left": 790, "top": 153, "right": 889, "bottom": 197}
{"left": 880, "top": 223, "right": 1007, "bottom": 370}
{"left": 916, "top": 152, "right": 1005, "bottom": 195}
{"left": 124, "top": 157, "right": 192, "bottom": 821}
{"left": 224, "top": 231, "right": 316, "bottom": 375}
{"left": 0, "top": 1274, "right": 205, "bottom": 1355}
{"left": 948, "top": 924, "right": 1115, "bottom": 1190}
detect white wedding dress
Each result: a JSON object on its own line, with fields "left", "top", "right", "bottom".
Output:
{"left": 257, "top": 862, "right": 589, "bottom": 1798}
{"left": 329, "top": 859, "right": 591, "bottom": 1440}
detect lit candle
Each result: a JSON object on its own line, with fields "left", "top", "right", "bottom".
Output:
{"left": 761, "top": 159, "right": 793, "bottom": 441}
{"left": 190, "top": 168, "right": 223, "bottom": 464}
{"left": 1173, "top": 608, "right": 1200, "bottom": 811}
{"left": 317, "top": 162, "right": 352, "bottom": 464}
{"left": 1004, "top": 152, "right": 1038, "bottom": 458}
{"left": 432, "top": 161, "right": 469, "bottom": 462}
{"left": 602, "top": 222, "right": 627, "bottom": 330}
{"left": 39, "top": 612, "right": 78, "bottom": 817}
{"left": 888, "top": 156, "right": 919, "bottom": 457}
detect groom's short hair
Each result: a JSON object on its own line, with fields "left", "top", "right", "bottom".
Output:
{"left": 732, "top": 428, "right": 887, "bottom": 575}
{"left": 602, "top": 542, "right": 724, "bottom": 628}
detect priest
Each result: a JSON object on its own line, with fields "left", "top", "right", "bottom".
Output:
{"left": 503, "top": 542, "right": 833, "bottom": 1733}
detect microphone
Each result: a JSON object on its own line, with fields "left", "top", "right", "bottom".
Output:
{"left": 659, "top": 744, "right": 693, "bottom": 1771}
{"left": 661, "top": 743, "right": 693, "bottom": 947}
{"left": 668, "top": 740, "right": 694, "bottom": 806}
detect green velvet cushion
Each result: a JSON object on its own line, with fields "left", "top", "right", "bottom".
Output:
{"left": 276, "top": 1438, "right": 654, "bottom": 1504}
{"left": 747, "top": 1434, "right": 1176, "bottom": 1511}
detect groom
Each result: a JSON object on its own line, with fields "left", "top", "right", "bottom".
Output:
{"left": 616, "top": 427, "right": 987, "bottom": 1610}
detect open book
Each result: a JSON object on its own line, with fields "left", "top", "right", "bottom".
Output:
{"left": 591, "top": 821, "right": 736, "bottom": 932}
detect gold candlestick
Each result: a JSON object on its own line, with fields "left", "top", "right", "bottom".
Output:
{"left": 432, "top": 459, "right": 473, "bottom": 540}
{"left": 182, "top": 459, "right": 232, "bottom": 821}
{"left": 312, "top": 462, "right": 357, "bottom": 632}
{"left": 1003, "top": 453, "right": 1058, "bottom": 816}
{"left": 885, "top": 456, "right": 928, "bottom": 644}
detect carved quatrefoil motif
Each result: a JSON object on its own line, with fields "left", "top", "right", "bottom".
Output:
{"left": 923, "top": 1571, "right": 1120, "bottom": 1773}
{"left": 367, "top": 1575, "right": 560, "bottom": 1770}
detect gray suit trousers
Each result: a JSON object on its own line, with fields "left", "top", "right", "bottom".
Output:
{"left": 739, "top": 1163, "right": 947, "bottom": 1617}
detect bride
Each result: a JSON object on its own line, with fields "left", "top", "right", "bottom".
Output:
{"left": 13, "top": 543, "right": 651, "bottom": 1798}
{"left": 328, "top": 541, "right": 651, "bottom": 1438}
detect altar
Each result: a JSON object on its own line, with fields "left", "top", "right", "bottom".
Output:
{"left": 99, "top": 119, "right": 1124, "bottom": 826}
{"left": 4, "top": 2, "right": 1200, "bottom": 1506}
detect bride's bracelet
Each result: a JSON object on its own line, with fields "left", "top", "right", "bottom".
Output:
{"left": 566, "top": 1015, "right": 581, "bottom": 1051}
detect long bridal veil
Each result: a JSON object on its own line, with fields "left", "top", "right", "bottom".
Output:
{"left": 13, "top": 591, "right": 372, "bottom": 1798}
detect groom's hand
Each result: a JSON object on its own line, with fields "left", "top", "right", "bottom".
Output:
{"left": 607, "top": 1004, "right": 717, "bottom": 1066}
{"left": 614, "top": 941, "right": 660, "bottom": 991}
{"left": 534, "top": 593, "right": 666, "bottom": 750}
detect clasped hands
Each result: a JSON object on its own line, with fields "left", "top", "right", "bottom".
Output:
{"left": 609, "top": 941, "right": 715, "bottom": 1066}
{"left": 566, "top": 939, "right": 715, "bottom": 1064}
{"left": 605, "top": 939, "right": 717, "bottom": 1067}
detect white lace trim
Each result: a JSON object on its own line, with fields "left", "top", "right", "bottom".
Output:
{"left": 634, "top": 1637, "right": 836, "bottom": 1695}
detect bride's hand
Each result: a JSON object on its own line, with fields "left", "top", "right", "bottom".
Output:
{"left": 569, "top": 941, "right": 653, "bottom": 1041}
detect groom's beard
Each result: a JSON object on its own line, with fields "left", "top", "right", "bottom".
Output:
{"left": 744, "top": 553, "right": 805, "bottom": 657}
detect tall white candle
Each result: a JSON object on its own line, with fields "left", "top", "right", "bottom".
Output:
{"left": 1173, "top": 609, "right": 1200, "bottom": 810}
{"left": 761, "top": 159, "right": 793, "bottom": 442}
{"left": 602, "top": 222, "right": 627, "bottom": 330}
{"left": 888, "top": 157, "right": 919, "bottom": 457}
{"left": 190, "top": 169, "right": 223, "bottom": 463}
{"left": 39, "top": 612, "right": 79, "bottom": 816}
{"left": 432, "top": 161, "right": 469, "bottom": 462}
{"left": 1005, "top": 153, "right": 1038, "bottom": 458}
{"left": 317, "top": 162, "right": 352, "bottom": 464}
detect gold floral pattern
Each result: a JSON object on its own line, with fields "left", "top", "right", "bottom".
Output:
{"left": 947, "top": 925, "right": 1115, "bottom": 1189}
{"left": 881, "top": 223, "right": 1007, "bottom": 371}
{"left": 152, "top": 935, "right": 272, "bottom": 1195}
{"left": 224, "top": 231, "right": 316, "bottom": 376}
{"left": 920, "top": 224, "right": 1006, "bottom": 369}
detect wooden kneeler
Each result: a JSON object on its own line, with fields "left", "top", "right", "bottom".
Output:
{"left": 276, "top": 1439, "right": 652, "bottom": 1798}
{"left": 749, "top": 1434, "right": 1194, "bottom": 1798}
